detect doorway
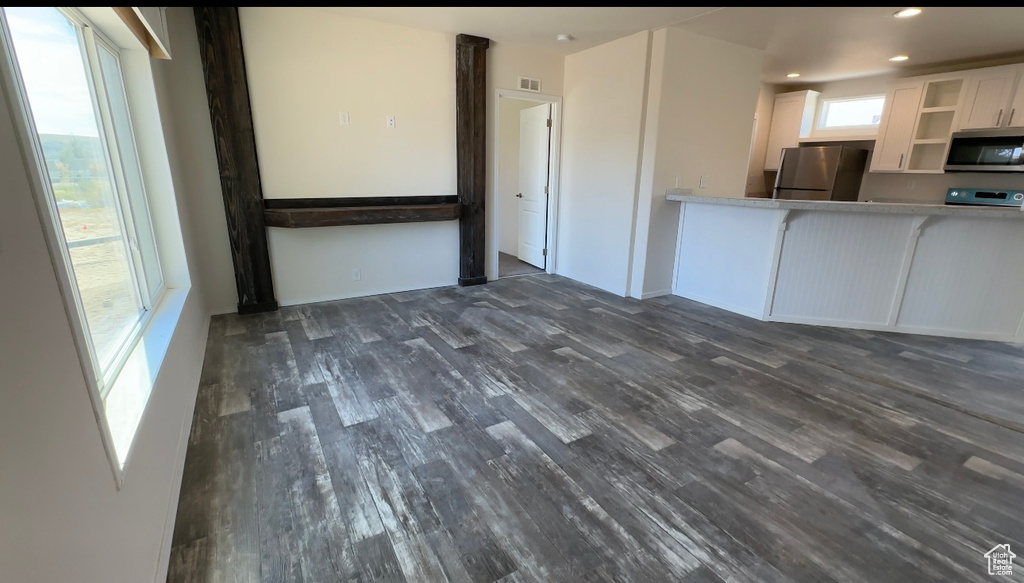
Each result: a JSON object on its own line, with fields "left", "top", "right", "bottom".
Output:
{"left": 492, "top": 90, "right": 562, "bottom": 280}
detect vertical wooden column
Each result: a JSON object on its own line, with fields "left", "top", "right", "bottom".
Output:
{"left": 194, "top": 7, "right": 278, "bottom": 313}
{"left": 455, "top": 34, "right": 490, "bottom": 286}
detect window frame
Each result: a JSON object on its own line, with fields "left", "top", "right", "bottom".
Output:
{"left": 816, "top": 93, "right": 886, "bottom": 133}
{"left": 0, "top": 6, "right": 174, "bottom": 486}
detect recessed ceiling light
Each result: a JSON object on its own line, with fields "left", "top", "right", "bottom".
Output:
{"left": 894, "top": 7, "right": 922, "bottom": 18}
{"left": 787, "top": 72, "right": 801, "bottom": 78}
{"left": 556, "top": 34, "right": 574, "bottom": 43}
{"left": 889, "top": 55, "right": 910, "bottom": 62}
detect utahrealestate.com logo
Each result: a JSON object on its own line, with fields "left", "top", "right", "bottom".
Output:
{"left": 985, "top": 544, "right": 1015, "bottom": 576}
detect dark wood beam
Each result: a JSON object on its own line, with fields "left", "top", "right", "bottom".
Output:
{"left": 194, "top": 7, "right": 277, "bottom": 314}
{"left": 264, "top": 195, "right": 458, "bottom": 210}
{"left": 264, "top": 204, "right": 461, "bottom": 229}
{"left": 455, "top": 34, "right": 490, "bottom": 287}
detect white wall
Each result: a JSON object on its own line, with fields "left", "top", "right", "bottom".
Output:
{"left": 238, "top": 8, "right": 463, "bottom": 305}
{"left": 557, "top": 31, "right": 651, "bottom": 296}
{"left": 633, "top": 28, "right": 763, "bottom": 297}
{"left": 0, "top": 7, "right": 213, "bottom": 582}
{"left": 747, "top": 83, "right": 777, "bottom": 196}
{"left": 156, "top": 8, "right": 236, "bottom": 314}
{"left": 497, "top": 98, "right": 535, "bottom": 255}
{"left": 486, "top": 41, "right": 565, "bottom": 278}
{"left": 674, "top": 203, "right": 783, "bottom": 318}
{"left": 267, "top": 222, "right": 458, "bottom": 306}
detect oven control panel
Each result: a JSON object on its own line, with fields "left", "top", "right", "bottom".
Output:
{"left": 946, "top": 188, "right": 1024, "bottom": 207}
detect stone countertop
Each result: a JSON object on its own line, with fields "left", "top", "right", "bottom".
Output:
{"left": 665, "top": 190, "right": 1024, "bottom": 219}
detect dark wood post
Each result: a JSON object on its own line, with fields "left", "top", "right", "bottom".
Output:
{"left": 455, "top": 34, "right": 490, "bottom": 286}
{"left": 194, "top": 7, "right": 278, "bottom": 313}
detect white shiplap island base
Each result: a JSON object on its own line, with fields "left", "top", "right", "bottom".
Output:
{"left": 668, "top": 192, "right": 1024, "bottom": 342}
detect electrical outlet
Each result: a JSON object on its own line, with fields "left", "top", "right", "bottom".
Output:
{"left": 386, "top": 115, "right": 396, "bottom": 129}
{"left": 907, "top": 179, "right": 915, "bottom": 190}
{"left": 674, "top": 176, "right": 680, "bottom": 188}
{"left": 699, "top": 175, "right": 709, "bottom": 189}
{"left": 339, "top": 111, "right": 349, "bottom": 126}
{"left": 352, "top": 268, "right": 362, "bottom": 281}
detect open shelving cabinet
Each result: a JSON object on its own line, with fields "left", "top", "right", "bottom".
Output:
{"left": 905, "top": 78, "right": 965, "bottom": 172}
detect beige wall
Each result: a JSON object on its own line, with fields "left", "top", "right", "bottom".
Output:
{"left": 489, "top": 42, "right": 564, "bottom": 100}
{"left": 557, "top": 31, "right": 651, "bottom": 296}
{"left": 0, "top": 7, "right": 213, "bottom": 582}
{"left": 240, "top": 8, "right": 456, "bottom": 199}
{"left": 633, "top": 27, "right": 763, "bottom": 296}
{"left": 238, "top": 9, "right": 567, "bottom": 302}
{"left": 859, "top": 168, "right": 1024, "bottom": 203}
{"left": 239, "top": 8, "right": 461, "bottom": 304}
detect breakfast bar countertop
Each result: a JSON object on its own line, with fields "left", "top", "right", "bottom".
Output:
{"left": 665, "top": 190, "right": 1024, "bottom": 219}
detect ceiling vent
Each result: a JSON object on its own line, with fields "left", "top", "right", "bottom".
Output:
{"left": 518, "top": 76, "right": 541, "bottom": 93}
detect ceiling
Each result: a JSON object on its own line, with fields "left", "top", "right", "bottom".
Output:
{"left": 320, "top": 7, "right": 1024, "bottom": 85}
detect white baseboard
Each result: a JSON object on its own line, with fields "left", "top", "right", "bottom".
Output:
{"left": 153, "top": 310, "right": 211, "bottom": 583}
{"left": 641, "top": 288, "right": 672, "bottom": 300}
{"left": 671, "top": 289, "right": 765, "bottom": 320}
{"left": 767, "top": 313, "right": 1016, "bottom": 342}
{"left": 278, "top": 279, "right": 457, "bottom": 307}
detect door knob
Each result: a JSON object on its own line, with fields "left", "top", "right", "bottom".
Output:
{"left": 516, "top": 193, "right": 523, "bottom": 198}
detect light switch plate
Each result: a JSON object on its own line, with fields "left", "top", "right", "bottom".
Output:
{"left": 339, "top": 111, "right": 349, "bottom": 126}
{"left": 699, "top": 175, "right": 709, "bottom": 189}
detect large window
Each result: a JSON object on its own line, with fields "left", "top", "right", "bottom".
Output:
{"left": 818, "top": 94, "right": 886, "bottom": 130}
{"left": 2, "top": 9, "right": 163, "bottom": 395}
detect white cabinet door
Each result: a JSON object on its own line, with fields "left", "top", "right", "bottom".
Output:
{"left": 1006, "top": 80, "right": 1024, "bottom": 128}
{"left": 870, "top": 82, "right": 922, "bottom": 172}
{"left": 959, "top": 70, "right": 1017, "bottom": 129}
{"left": 763, "top": 90, "right": 819, "bottom": 171}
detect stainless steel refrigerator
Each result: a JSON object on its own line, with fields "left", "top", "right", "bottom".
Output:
{"left": 772, "top": 145, "right": 869, "bottom": 201}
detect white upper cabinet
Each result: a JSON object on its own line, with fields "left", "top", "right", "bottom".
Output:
{"left": 959, "top": 67, "right": 1019, "bottom": 130}
{"left": 1007, "top": 77, "right": 1024, "bottom": 128}
{"left": 870, "top": 81, "right": 922, "bottom": 172}
{"left": 763, "top": 90, "right": 820, "bottom": 171}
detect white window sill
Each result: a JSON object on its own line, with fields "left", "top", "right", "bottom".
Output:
{"left": 101, "top": 285, "right": 190, "bottom": 485}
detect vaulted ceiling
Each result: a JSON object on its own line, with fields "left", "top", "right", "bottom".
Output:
{"left": 321, "top": 7, "right": 1024, "bottom": 84}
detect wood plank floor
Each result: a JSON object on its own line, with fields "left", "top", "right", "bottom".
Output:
{"left": 168, "top": 274, "right": 1024, "bottom": 583}
{"left": 498, "top": 252, "right": 544, "bottom": 278}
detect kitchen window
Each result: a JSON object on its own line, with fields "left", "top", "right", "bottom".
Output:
{"left": 818, "top": 94, "right": 886, "bottom": 130}
{"left": 1, "top": 6, "right": 181, "bottom": 481}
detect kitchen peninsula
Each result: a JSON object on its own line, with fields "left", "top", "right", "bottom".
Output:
{"left": 668, "top": 191, "right": 1024, "bottom": 342}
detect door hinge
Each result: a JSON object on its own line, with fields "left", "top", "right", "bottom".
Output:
{"left": 546, "top": 118, "right": 552, "bottom": 128}
{"left": 544, "top": 185, "right": 549, "bottom": 194}
{"left": 542, "top": 248, "right": 547, "bottom": 256}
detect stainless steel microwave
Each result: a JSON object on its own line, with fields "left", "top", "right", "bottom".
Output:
{"left": 945, "top": 129, "right": 1024, "bottom": 172}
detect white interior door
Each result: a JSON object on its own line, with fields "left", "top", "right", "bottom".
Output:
{"left": 518, "top": 103, "right": 550, "bottom": 268}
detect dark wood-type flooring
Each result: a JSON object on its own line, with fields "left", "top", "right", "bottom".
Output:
{"left": 499, "top": 252, "right": 544, "bottom": 278}
{"left": 167, "top": 274, "right": 1024, "bottom": 582}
